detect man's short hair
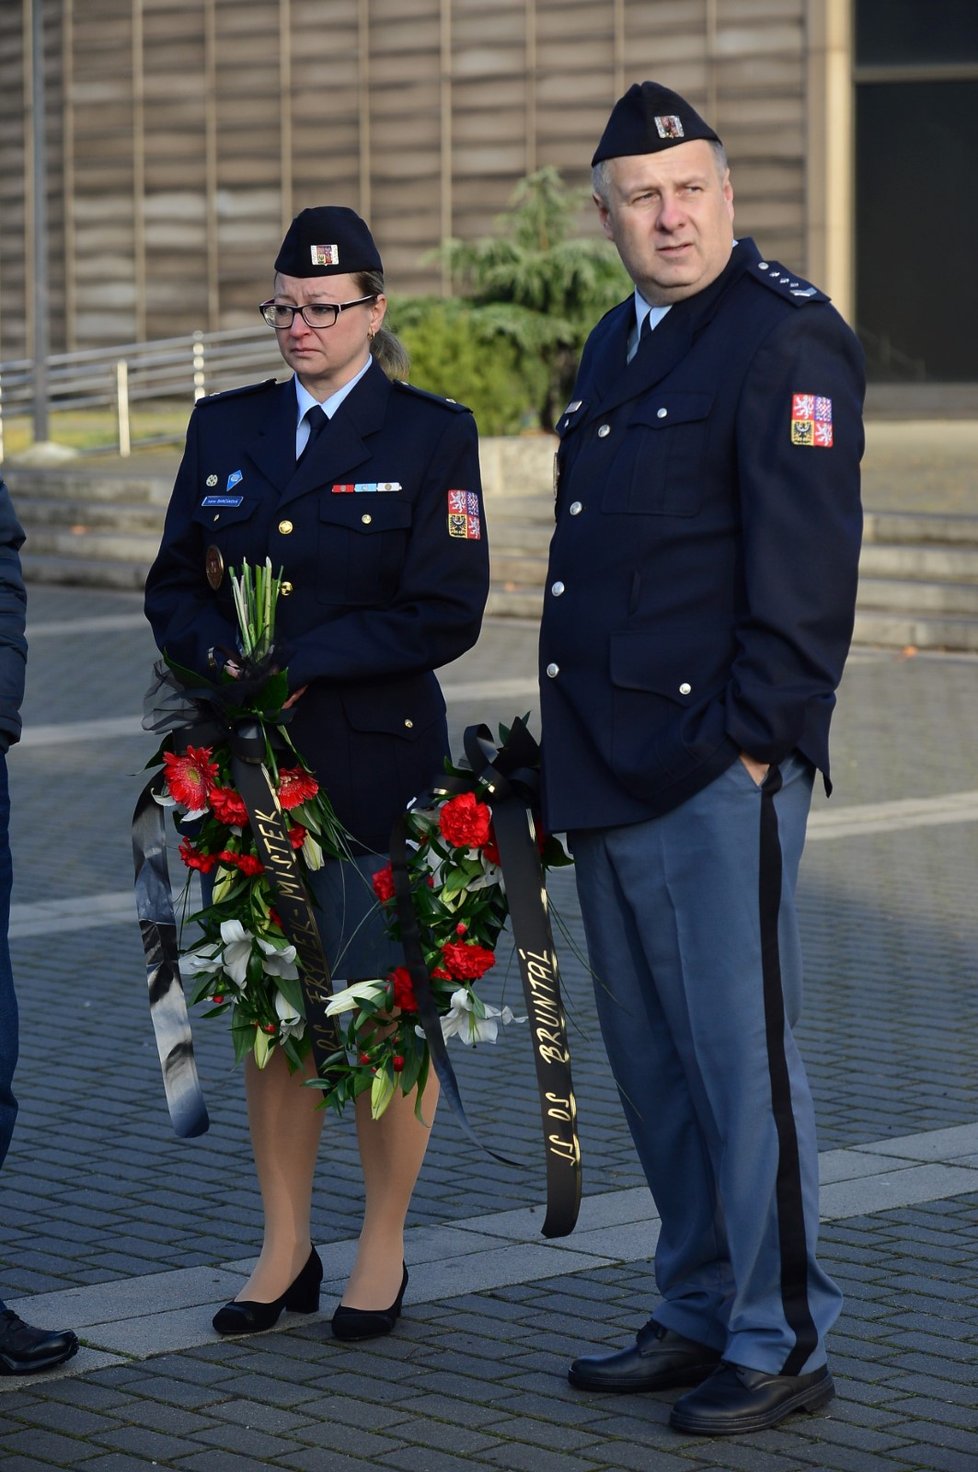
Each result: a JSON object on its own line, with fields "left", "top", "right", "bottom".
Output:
{"left": 591, "top": 141, "right": 729, "bottom": 203}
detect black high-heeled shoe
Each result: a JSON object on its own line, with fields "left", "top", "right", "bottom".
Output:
{"left": 212, "top": 1247, "right": 323, "bottom": 1336}
{"left": 331, "top": 1263, "right": 408, "bottom": 1342}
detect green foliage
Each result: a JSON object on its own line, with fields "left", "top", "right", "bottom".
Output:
{"left": 393, "top": 168, "right": 629, "bottom": 431}
{"left": 391, "top": 297, "right": 548, "bottom": 436}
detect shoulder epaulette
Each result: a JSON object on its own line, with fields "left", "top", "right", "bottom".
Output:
{"left": 750, "top": 260, "right": 828, "bottom": 306}
{"left": 198, "top": 378, "right": 280, "bottom": 406}
{"left": 392, "top": 380, "right": 472, "bottom": 413}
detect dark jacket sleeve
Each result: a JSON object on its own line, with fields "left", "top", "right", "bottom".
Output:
{"left": 724, "top": 307, "right": 865, "bottom": 764}
{"left": 0, "top": 479, "right": 28, "bottom": 751}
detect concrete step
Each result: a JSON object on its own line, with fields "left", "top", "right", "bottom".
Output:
{"left": 857, "top": 576, "right": 978, "bottom": 616}
{"left": 852, "top": 607, "right": 978, "bottom": 652}
{"left": 21, "top": 525, "right": 159, "bottom": 563}
{"left": 21, "top": 551, "right": 148, "bottom": 591}
{"left": 6, "top": 464, "right": 174, "bottom": 506}
{"left": 864, "top": 509, "right": 978, "bottom": 545}
{"left": 859, "top": 542, "right": 978, "bottom": 581}
{"left": 17, "top": 496, "right": 165, "bottom": 535}
{"left": 485, "top": 585, "right": 545, "bottom": 619}
{"left": 489, "top": 550, "right": 549, "bottom": 587}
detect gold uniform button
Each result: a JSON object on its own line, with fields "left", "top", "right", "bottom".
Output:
{"left": 361, "top": 513, "right": 372, "bottom": 525}
{"left": 404, "top": 718, "right": 414, "bottom": 729}
{"left": 278, "top": 519, "right": 294, "bottom": 535}
{"left": 280, "top": 581, "right": 294, "bottom": 597}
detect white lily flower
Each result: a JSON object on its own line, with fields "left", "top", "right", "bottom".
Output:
{"left": 219, "top": 919, "right": 254, "bottom": 985}
{"left": 257, "top": 936, "right": 299, "bottom": 980}
{"left": 274, "top": 989, "right": 305, "bottom": 1040}
{"left": 325, "top": 978, "right": 389, "bottom": 1015}
{"left": 440, "top": 987, "right": 526, "bottom": 1045}
{"left": 182, "top": 945, "right": 222, "bottom": 976}
{"left": 302, "top": 831, "right": 325, "bottom": 871}
{"left": 151, "top": 789, "right": 177, "bottom": 809}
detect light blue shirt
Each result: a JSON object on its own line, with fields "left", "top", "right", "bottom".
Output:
{"left": 294, "top": 356, "right": 372, "bottom": 456}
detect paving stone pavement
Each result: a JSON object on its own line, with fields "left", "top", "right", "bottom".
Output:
{"left": 0, "top": 582, "right": 976, "bottom": 1472}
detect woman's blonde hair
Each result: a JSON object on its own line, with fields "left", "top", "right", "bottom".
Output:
{"left": 357, "top": 269, "right": 410, "bottom": 380}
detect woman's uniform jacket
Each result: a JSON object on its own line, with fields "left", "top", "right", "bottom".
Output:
{"left": 539, "top": 236, "right": 865, "bottom": 834}
{"left": 145, "top": 360, "right": 488, "bottom": 850}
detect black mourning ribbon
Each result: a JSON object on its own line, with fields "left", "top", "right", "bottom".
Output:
{"left": 133, "top": 661, "right": 338, "bottom": 1136}
{"left": 390, "top": 718, "right": 581, "bottom": 1238}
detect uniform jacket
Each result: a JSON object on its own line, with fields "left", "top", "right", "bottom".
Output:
{"left": 145, "top": 361, "right": 489, "bottom": 850}
{"left": 0, "top": 479, "right": 27, "bottom": 753}
{"left": 539, "top": 237, "right": 864, "bottom": 834}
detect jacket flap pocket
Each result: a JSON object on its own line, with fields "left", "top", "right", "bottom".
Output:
{"left": 610, "top": 629, "right": 698, "bottom": 703}
{"left": 318, "top": 497, "right": 413, "bottom": 534}
{"left": 630, "top": 391, "right": 713, "bottom": 429}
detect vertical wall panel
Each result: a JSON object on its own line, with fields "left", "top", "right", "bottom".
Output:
{"left": 1, "top": 0, "right": 814, "bottom": 358}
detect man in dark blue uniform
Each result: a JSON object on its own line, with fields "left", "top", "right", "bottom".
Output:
{"left": 539, "top": 83, "right": 863, "bottom": 1434}
{"left": 0, "top": 479, "right": 79, "bottom": 1375}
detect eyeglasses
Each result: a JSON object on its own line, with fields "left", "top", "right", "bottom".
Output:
{"left": 258, "top": 294, "right": 377, "bottom": 330}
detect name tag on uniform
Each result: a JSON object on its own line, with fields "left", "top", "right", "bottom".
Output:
{"left": 201, "top": 495, "right": 244, "bottom": 507}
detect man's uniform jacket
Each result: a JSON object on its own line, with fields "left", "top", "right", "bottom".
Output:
{"left": 539, "top": 237, "right": 865, "bottom": 834}
{"left": 145, "top": 360, "right": 489, "bottom": 850}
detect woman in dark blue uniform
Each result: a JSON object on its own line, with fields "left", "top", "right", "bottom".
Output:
{"left": 145, "top": 207, "right": 488, "bottom": 1340}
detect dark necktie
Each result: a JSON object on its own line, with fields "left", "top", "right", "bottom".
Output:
{"left": 628, "top": 310, "right": 653, "bottom": 365}
{"left": 296, "top": 406, "right": 329, "bottom": 465}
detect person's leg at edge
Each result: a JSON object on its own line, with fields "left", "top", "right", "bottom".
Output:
{"left": 237, "top": 1048, "right": 324, "bottom": 1302}
{"left": 0, "top": 759, "right": 17, "bottom": 1177}
{"left": 341, "top": 1074, "right": 440, "bottom": 1310}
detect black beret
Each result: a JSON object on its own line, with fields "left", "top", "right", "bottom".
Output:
{"left": 592, "top": 81, "right": 721, "bottom": 166}
{"left": 274, "top": 206, "right": 383, "bottom": 277}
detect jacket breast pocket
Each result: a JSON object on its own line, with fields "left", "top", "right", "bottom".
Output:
{"left": 316, "top": 496, "right": 413, "bottom": 606}
{"left": 191, "top": 496, "right": 262, "bottom": 566}
{"left": 601, "top": 391, "right": 712, "bottom": 517}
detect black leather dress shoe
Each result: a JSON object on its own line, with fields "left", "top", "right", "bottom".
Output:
{"left": 0, "top": 1308, "right": 79, "bottom": 1376}
{"left": 568, "top": 1319, "right": 721, "bottom": 1393}
{"left": 670, "top": 1360, "right": 835, "bottom": 1434}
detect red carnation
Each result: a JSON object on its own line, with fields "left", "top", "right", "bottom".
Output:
{"left": 392, "top": 1055, "right": 405, "bottom": 1073}
{"left": 289, "top": 823, "right": 306, "bottom": 850}
{"left": 438, "top": 792, "right": 492, "bottom": 850}
{"left": 209, "top": 785, "right": 249, "bottom": 827}
{"left": 163, "top": 746, "right": 219, "bottom": 809}
{"left": 372, "top": 863, "right": 396, "bottom": 903}
{"left": 218, "top": 849, "right": 264, "bottom": 877}
{"left": 440, "top": 940, "right": 496, "bottom": 981}
{"left": 390, "top": 966, "right": 418, "bottom": 1013}
{"left": 178, "top": 837, "right": 218, "bottom": 874}
{"left": 277, "top": 766, "right": 319, "bottom": 810}
{"left": 484, "top": 828, "right": 501, "bottom": 866}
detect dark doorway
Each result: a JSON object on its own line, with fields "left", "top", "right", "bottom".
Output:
{"left": 854, "top": 0, "right": 978, "bottom": 382}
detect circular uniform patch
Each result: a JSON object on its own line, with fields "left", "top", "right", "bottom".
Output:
{"left": 205, "top": 544, "right": 224, "bottom": 590}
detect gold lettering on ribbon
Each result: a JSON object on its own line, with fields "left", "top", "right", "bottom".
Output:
{"left": 519, "top": 945, "right": 579, "bottom": 1169}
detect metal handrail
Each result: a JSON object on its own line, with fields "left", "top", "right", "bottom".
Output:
{"left": 0, "top": 326, "right": 286, "bottom": 457}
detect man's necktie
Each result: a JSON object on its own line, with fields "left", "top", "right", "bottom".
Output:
{"left": 296, "top": 406, "right": 329, "bottom": 465}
